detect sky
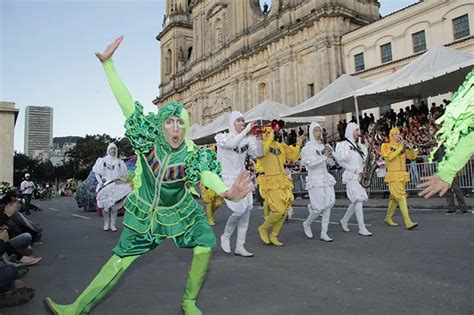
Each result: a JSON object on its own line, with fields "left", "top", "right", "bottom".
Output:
{"left": 1, "top": 0, "right": 418, "bottom": 153}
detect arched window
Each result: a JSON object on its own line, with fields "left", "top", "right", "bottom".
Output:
{"left": 259, "top": 0, "right": 271, "bottom": 15}
{"left": 258, "top": 82, "right": 268, "bottom": 103}
{"left": 187, "top": 47, "right": 193, "bottom": 61}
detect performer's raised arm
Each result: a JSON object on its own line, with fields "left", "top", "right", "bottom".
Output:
{"left": 262, "top": 130, "right": 274, "bottom": 156}
{"left": 381, "top": 143, "right": 403, "bottom": 161}
{"left": 215, "top": 121, "right": 256, "bottom": 149}
{"left": 96, "top": 36, "right": 135, "bottom": 118}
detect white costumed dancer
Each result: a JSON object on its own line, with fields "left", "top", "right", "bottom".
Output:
{"left": 93, "top": 143, "right": 131, "bottom": 232}
{"left": 215, "top": 112, "right": 257, "bottom": 257}
{"left": 333, "top": 123, "right": 373, "bottom": 236}
{"left": 301, "top": 122, "right": 336, "bottom": 242}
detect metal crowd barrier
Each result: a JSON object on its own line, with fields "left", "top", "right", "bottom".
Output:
{"left": 291, "top": 159, "right": 473, "bottom": 195}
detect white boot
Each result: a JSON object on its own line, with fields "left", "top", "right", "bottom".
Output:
{"left": 234, "top": 211, "right": 253, "bottom": 257}
{"left": 302, "top": 205, "right": 320, "bottom": 239}
{"left": 354, "top": 202, "right": 373, "bottom": 236}
{"left": 220, "top": 215, "right": 239, "bottom": 254}
{"left": 340, "top": 203, "right": 355, "bottom": 232}
{"left": 110, "top": 205, "right": 118, "bottom": 232}
{"left": 320, "top": 208, "right": 333, "bottom": 242}
{"left": 103, "top": 210, "right": 110, "bottom": 231}
{"left": 287, "top": 206, "right": 294, "bottom": 220}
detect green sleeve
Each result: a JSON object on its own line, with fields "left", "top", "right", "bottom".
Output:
{"left": 437, "top": 132, "right": 474, "bottom": 184}
{"left": 200, "top": 171, "right": 228, "bottom": 195}
{"left": 102, "top": 59, "right": 134, "bottom": 118}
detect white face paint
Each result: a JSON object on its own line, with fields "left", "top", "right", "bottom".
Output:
{"left": 163, "top": 116, "right": 186, "bottom": 149}
{"left": 312, "top": 127, "right": 321, "bottom": 141}
{"left": 108, "top": 147, "right": 117, "bottom": 156}
{"left": 352, "top": 128, "right": 360, "bottom": 140}
{"left": 234, "top": 117, "right": 245, "bottom": 133}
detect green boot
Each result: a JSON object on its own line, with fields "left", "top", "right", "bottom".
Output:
{"left": 181, "top": 246, "right": 212, "bottom": 315}
{"left": 44, "top": 254, "right": 138, "bottom": 315}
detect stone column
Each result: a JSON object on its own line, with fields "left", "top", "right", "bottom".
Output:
{"left": 0, "top": 102, "right": 19, "bottom": 185}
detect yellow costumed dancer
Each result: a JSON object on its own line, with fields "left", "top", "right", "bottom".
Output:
{"left": 381, "top": 127, "right": 419, "bottom": 229}
{"left": 257, "top": 128, "right": 301, "bottom": 246}
{"left": 254, "top": 159, "right": 270, "bottom": 219}
{"left": 200, "top": 184, "right": 224, "bottom": 226}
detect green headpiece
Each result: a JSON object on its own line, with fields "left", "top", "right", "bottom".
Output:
{"left": 156, "top": 101, "right": 190, "bottom": 152}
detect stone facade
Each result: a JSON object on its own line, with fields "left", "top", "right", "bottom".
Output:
{"left": 155, "top": 0, "right": 380, "bottom": 129}
{"left": 0, "top": 102, "right": 19, "bottom": 185}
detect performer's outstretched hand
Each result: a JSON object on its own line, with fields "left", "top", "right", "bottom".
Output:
{"left": 417, "top": 176, "right": 450, "bottom": 198}
{"left": 95, "top": 36, "right": 124, "bottom": 62}
{"left": 221, "top": 170, "right": 255, "bottom": 201}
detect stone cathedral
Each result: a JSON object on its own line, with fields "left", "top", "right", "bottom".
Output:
{"left": 154, "top": 0, "right": 380, "bottom": 130}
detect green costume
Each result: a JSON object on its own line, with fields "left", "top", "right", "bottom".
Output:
{"left": 431, "top": 68, "right": 474, "bottom": 185}
{"left": 44, "top": 59, "right": 229, "bottom": 315}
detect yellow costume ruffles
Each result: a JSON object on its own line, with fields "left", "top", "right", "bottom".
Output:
{"left": 257, "top": 130, "right": 301, "bottom": 246}
{"left": 201, "top": 184, "right": 224, "bottom": 226}
{"left": 381, "top": 127, "right": 419, "bottom": 229}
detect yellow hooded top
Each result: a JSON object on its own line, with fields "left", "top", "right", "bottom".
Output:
{"left": 381, "top": 127, "right": 418, "bottom": 182}
{"left": 258, "top": 127, "right": 301, "bottom": 176}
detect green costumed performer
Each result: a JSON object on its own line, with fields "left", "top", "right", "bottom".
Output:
{"left": 44, "top": 36, "right": 254, "bottom": 315}
{"left": 418, "top": 68, "right": 474, "bottom": 198}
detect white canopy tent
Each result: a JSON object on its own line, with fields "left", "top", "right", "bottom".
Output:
{"left": 189, "top": 112, "right": 230, "bottom": 145}
{"left": 282, "top": 46, "right": 474, "bottom": 125}
{"left": 280, "top": 74, "right": 373, "bottom": 118}
{"left": 355, "top": 45, "right": 474, "bottom": 105}
{"left": 190, "top": 100, "right": 325, "bottom": 145}
{"left": 187, "top": 123, "right": 203, "bottom": 140}
{"left": 244, "top": 99, "right": 325, "bottom": 126}
{"left": 244, "top": 100, "right": 291, "bottom": 122}
{"left": 354, "top": 45, "right": 474, "bottom": 114}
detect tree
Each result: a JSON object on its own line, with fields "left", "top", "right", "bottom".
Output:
{"left": 13, "top": 152, "right": 37, "bottom": 186}
{"left": 117, "top": 137, "right": 133, "bottom": 158}
{"left": 66, "top": 134, "right": 132, "bottom": 180}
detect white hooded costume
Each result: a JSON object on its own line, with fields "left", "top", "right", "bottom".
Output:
{"left": 215, "top": 111, "right": 257, "bottom": 257}
{"left": 92, "top": 143, "right": 131, "bottom": 231}
{"left": 300, "top": 122, "right": 336, "bottom": 241}
{"left": 333, "top": 123, "right": 372, "bottom": 236}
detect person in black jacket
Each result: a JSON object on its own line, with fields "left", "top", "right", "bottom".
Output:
{"left": 0, "top": 200, "right": 35, "bottom": 307}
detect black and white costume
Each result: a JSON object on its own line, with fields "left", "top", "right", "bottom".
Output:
{"left": 92, "top": 143, "right": 131, "bottom": 232}
{"left": 215, "top": 112, "right": 257, "bottom": 257}
{"left": 333, "top": 123, "right": 372, "bottom": 236}
{"left": 301, "top": 122, "right": 336, "bottom": 242}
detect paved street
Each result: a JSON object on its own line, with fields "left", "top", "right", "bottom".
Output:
{"left": 4, "top": 197, "right": 474, "bottom": 315}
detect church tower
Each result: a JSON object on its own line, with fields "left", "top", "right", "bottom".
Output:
{"left": 157, "top": 0, "right": 194, "bottom": 95}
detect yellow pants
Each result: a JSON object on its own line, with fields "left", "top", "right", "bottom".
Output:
{"left": 258, "top": 174, "right": 294, "bottom": 215}
{"left": 204, "top": 195, "right": 224, "bottom": 225}
{"left": 386, "top": 181, "right": 416, "bottom": 228}
{"left": 257, "top": 174, "right": 294, "bottom": 244}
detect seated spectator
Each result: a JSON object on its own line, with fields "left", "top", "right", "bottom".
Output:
{"left": 0, "top": 228, "right": 35, "bottom": 308}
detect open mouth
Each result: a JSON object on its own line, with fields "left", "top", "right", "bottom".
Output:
{"left": 172, "top": 135, "right": 180, "bottom": 143}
